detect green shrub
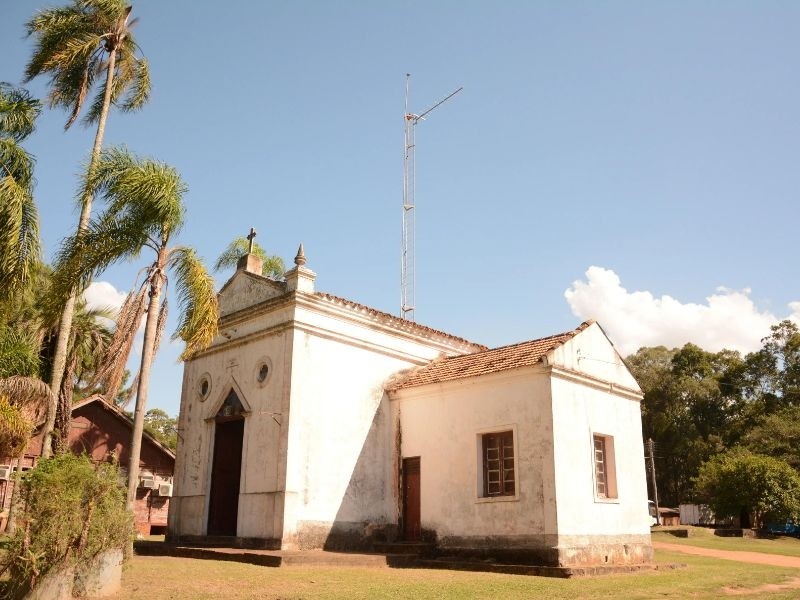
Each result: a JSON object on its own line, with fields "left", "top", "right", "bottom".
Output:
{"left": 694, "top": 448, "right": 800, "bottom": 529}
{"left": 0, "top": 453, "right": 133, "bottom": 599}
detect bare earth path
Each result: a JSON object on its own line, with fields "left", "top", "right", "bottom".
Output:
{"left": 653, "top": 540, "right": 800, "bottom": 568}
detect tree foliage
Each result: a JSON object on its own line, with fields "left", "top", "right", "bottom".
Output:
{"left": 24, "top": 0, "right": 150, "bottom": 130}
{"left": 0, "top": 454, "right": 132, "bottom": 599}
{"left": 214, "top": 236, "right": 285, "bottom": 279}
{"left": 630, "top": 320, "right": 800, "bottom": 509}
{"left": 143, "top": 408, "right": 177, "bottom": 451}
{"left": 54, "top": 147, "right": 217, "bottom": 505}
{"left": 694, "top": 449, "right": 800, "bottom": 529}
{"left": 0, "top": 83, "right": 42, "bottom": 297}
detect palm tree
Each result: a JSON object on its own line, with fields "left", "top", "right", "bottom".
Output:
{"left": 0, "top": 83, "right": 42, "bottom": 298}
{"left": 215, "top": 236, "right": 285, "bottom": 279}
{"left": 24, "top": 0, "right": 151, "bottom": 457}
{"left": 56, "top": 147, "right": 218, "bottom": 508}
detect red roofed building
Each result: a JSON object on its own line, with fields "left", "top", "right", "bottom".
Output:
{"left": 1, "top": 396, "right": 174, "bottom": 536}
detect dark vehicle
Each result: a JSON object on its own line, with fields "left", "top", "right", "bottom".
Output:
{"left": 766, "top": 520, "right": 800, "bottom": 536}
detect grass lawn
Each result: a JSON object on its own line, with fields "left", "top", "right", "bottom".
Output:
{"left": 652, "top": 526, "right": 800, "bottom": 558}
{"left": 112, "top": 550, "right": 800, "bottom": 599}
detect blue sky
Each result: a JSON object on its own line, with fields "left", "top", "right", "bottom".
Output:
{"left": 2, "top": 1, "right": 798, "bottom": 416}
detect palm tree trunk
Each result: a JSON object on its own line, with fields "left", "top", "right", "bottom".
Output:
{"left": 42, "top": 48, "right": 118, "bottom": 458}
{"left": 126, "top": 256, "right": 166, "bottom": 511}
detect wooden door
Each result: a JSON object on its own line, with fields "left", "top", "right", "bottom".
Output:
{"left": 403, "top": 457, "right": 421, "bottom": 541}
{"left": 207, "top": 419, "right": 244, "bottom": 536}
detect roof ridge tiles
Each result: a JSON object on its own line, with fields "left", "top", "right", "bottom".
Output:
{"left": 387, "top": 320, "right": 596, "bottom": 391}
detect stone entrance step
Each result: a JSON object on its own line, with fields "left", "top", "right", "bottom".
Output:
{"left": 372, "top": 542, "right": 434, "bottom": 556}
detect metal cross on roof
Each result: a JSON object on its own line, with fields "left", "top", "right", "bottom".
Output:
{"left": 246, "top": 227, "right": 257, "bottom": 253}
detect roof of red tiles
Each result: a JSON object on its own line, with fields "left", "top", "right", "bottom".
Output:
{"left": 387, "top": 320, "right": 595, "bottom": 390}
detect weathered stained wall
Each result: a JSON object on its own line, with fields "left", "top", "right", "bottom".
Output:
{"left": 548, "top": 323, "right": 652, "bottom": 566}
{"left": 280, "top": 294, "right": 480, "bottom": 550}
{"left": 393, "top": 367, "right": 558, "bottom": 562}
{"left": 170, "top": 268, "right": 482, "bottom": 547}
{"left": 170, "top": 302, "right": 292, "bottom": 541}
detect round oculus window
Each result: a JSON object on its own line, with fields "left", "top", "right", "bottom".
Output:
{"left": 254, "top": 358, "right": 272, "bottom": 386}
{"left": 198, "top": 375, "right": 211, "bottom": 400}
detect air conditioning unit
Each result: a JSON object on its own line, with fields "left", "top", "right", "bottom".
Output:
{"left": 0, "top": 465, "right": 12, "bottom": 480}
{"left": 139, "top": 476, "right": 156, "bottom": 489}
{"left": 157, "top": 482, "right": 173, "bottom": 497}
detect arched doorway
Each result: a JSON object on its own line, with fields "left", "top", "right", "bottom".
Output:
{"left": 207, "top": 390, "right": 246, "bottom": 536}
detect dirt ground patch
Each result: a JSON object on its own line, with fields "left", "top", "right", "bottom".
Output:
{"left": 723, "top": 576, "right": 800, "bottom": 595}
{"left": 652, "top": 541, "right": 800, "bottom": 569}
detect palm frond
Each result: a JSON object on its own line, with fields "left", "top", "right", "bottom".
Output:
{"left": 0, "top": 395, "right": 34, "bottom": 457}
{"left": 90, "top": 283, "right": 148, "bottom": 402}
{"left": 119, "top": 55, "right": 150, "bottom": 112}
{"left": 86, "top": 147, "right": 187, "bottom": 232}
{"left": 214, "top": 236, "right": 285, "bottom": 279}
{"left": 0, "top": 138, "right": 41, "bottom": 296}
{"left": 152, "top": 296, "right": 168, "bottom": 357}
{"left": 24, "top": 0, "right": 149, "bottom": 127}
{"left": 169, "top": 247, "right": 219, "bottom": 360}
{"left": 0, "top": 83, "right": 42, "bottom": 142}
{"left": 0, "top": 375, "right": 55, "bottom": 425}
{"left": 0, "top": 326, "right": 41, "bottom": 378}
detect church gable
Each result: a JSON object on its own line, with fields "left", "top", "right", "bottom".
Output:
{"left": 218, "top": 271, "right": 286, "bottom": 317}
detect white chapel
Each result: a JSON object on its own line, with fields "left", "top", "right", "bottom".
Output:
{"left": 168, "top": 247, "right": 653, "bottom": 567}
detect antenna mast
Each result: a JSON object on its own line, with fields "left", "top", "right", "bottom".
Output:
{"left": 402, "top": 74, "right": 462, "bottom": 321}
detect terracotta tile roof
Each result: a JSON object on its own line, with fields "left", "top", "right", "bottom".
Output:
{"left": 387, "top": 320, "right": 595, "bottom": 391}
{"left": 313, "top": 292, "right": 487, "bottom": 350}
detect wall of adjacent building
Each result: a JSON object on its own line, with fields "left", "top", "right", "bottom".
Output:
{"left": 393, "top": 367, "right": 559, "bottom": 562}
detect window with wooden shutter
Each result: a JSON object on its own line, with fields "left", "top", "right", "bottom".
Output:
{"left": 482, "top": 431, "right": 515, "bottom": 497}
{"left": 593, "top": 433, "right": 618, "bottom": 500}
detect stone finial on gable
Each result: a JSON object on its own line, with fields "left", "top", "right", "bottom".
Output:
{"left": 285, "top": 243, "right": 316, "bottom": 293}
{"left": 294, "top": 243, "right": 307, "bottom": 267}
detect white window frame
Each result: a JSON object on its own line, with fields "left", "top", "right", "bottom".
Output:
{"left": 475, "top": 424, "right": 519, "bottom": 503}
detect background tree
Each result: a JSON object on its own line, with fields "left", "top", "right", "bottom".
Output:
{"left": 628, "top": 343, "right": 745, "bottom": 505}
{"left": 143, "top": 408, "right": 177, "bottom": 451}
{"left": 741, "top": 406, "right": 800, "bottom": 472}
{"left": 214, "top": 235, "right": 285, "bottom": 279}
{"left": 24, "top": 0, "right": 151, "bottom": 457}
{"left": 0, "top": 83, "right": 41, "bottom": 299}
{"left": 56, "top": 147, "right": 218, "bottom": 509}
{"left": 694, "top": 449, "right": 800, "bottom": 529}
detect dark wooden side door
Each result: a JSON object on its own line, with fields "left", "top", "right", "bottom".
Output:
{"left": 207, "top": 419, "right": 244, "bottom": 536}
{"left": 403, "top": 457, "right": 421, "bottom": 541}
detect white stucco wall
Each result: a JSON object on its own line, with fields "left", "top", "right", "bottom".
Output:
{"left": 171, "top": 269, "right": 483, "bottom": 546}
{"left": 170, "top": 316, "right": 292, "bottom": 540}
{"left": 549, "top": 375, "right": 650, "bottom": 537}
{"left": 547, "top": 322, "right": 649, "bottom": 539}
{"left": 394, "top": 368, "right": 557, "bottom": 547}
{"left": 281, "top": 299, "right": 478, "bottom": 549}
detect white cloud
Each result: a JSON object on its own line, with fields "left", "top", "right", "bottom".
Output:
{"left": 82, "top": 281, "right": 127, "bottom": 316}
{"left": 564, "top": 266, "right": 799, "bottom": 356}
